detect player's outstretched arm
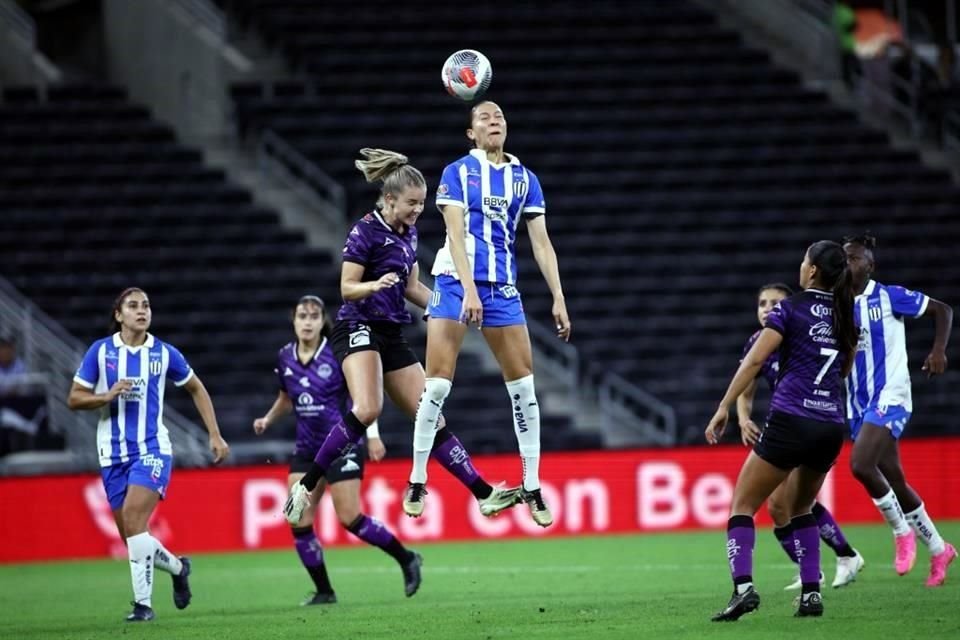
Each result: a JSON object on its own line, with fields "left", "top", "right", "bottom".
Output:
{"left": 526, "top": 216, "right": 570, "bottom": 341}
{"left": 922, "top": 298, "right": 953, "bottom": 376}
{"left": 253, "top": 390, "right": 293, "bottom": 435}
{"left": 707, "top": 329, "right": 782, "bottom": 444}
{"left": 182, "top": 374, "right": 230, "bottom": 463}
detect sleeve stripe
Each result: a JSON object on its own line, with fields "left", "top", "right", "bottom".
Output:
{"left": 72, "top": 376, "right": 95, "bottom": 389}
{"left": 173, "top": 369, "right": 194, "bottom": 387}
{"left": 916, "top": 295, "right": 930, "bottom": 317}
{"left": 436, "top": 197, "right": 467, "bottom": 208}
{"left": 522, "top": 206, "right": 545, "bottom": 213}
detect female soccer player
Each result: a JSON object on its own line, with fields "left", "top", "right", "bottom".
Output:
{"left": 404, "top": 101, "right": 571, "bottom": 527}
{"left": 283, "top": 149, "right": 519, "bottom": 535}
{"left": 706, "top": 241, "right": 858, "bottom": 620}
{"left": 67, "top": 287, "right": 230, "bottom": 622}
{"left": 737, "top": 283, "right": 864, "bottom": 590}
{"left": 254, "top": 294, "right": 393, "bottom": 603}
{"left": 843, "top": 233, "right": 956, "bottom": 586}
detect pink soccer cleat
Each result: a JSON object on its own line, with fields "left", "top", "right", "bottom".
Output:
{"left": 926, "top": 543, "right": 957, "bottom": 587}
{"left": 895, "top": 531, "right": 917, "bottom": 576}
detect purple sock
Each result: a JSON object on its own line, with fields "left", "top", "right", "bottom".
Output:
{"left": 312, "top": 421, "right": 358, "bottom": 470}
{"left": 726, "top": 515, "right": 755, "bottom": 585}
{"left": 812, "top": 501, "right": 855, "bottom": 557}
{"left": 293, "top": 527, "right": 324, "bottom": 568}
{"left": 432, "top": 430, "right": 481, "bottom": 487}
{"left": 792, "top": 513, "right": 822, "bottom": 590}
{"left": 292, "top": 526, "right": 333, "bottom": 593}
{"left": 773, "top": 524, "right": 799, "bottom": 563}
{"left": 347, "top": 515, "right": 408, "bottom": 564}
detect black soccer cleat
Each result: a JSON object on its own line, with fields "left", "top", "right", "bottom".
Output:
{"left": 172, "top": 556, "right": 192, "bottom": 610}
{"left": 401, "top": 551, "right": 423, "bottom": 597}
{"left": 794, "top": 591, "right": 824, "bottom": 617}
{"left": 125, "top": 602, "right": 155, "bottom": 622}
{"left": 711, "top": 586, "right": 760, "bottom": 622}
{"left": 301, "top": 591, "right": 338, "bottom": 606}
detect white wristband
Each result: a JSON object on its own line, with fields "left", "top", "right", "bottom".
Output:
{"left": 365, "top": 420, "right": 380, "bottom": 439}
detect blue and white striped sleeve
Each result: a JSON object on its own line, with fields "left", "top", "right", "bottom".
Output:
{"left": 73, "top": 342, "right": 101, "bottom": 389}
{"left": 165, "top": 344, "right": 194, "bottom": 386}
{"left": 436, "top": 162, "right": 466, "bottom": 210}
{"left": 522, "top": 169, "right": 545, "bottom": 219}
{"left": 887, "top": 285, "right": 929, "bottom": 318}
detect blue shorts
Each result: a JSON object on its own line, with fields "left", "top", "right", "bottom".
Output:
{"left": 849, "top": 404, "right": 911, "bottom": 441}
{"left": 427, "top": 275, "right": 526, "bottom": 327}
{"left": 100, "top": 453, "right": 173, "bottom": 510}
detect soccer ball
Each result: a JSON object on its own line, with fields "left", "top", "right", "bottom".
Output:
{"left": 441, "top": 49, "right": 492, "bottom": 101}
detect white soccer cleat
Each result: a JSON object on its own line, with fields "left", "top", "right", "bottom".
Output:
{"left": 832, "top": 550, "right": 865, "bottom": 588}
{"left": 402, "top": 482, "right": 427, "bottom": 518}
{"left": 283, "top": 482, "right": 310, "bottom": 525}
{"left": 520, "top": 488, "right": 553, "bottom": 527}
{"left": 784, "top": 570, "right": 824, "bottom": 591}
{"left": 477, "top": 484, "right": 521, "bottom": 517}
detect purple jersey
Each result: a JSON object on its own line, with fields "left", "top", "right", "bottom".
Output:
{"left": 742, "top": 330, "right": 780, "bottom": 390}
{"left": 275, "top": 339, "right": 347, "bottom": 455}
{"left": 337, "top": 210, "right": 418, "bottom": 325}
{"left": 763, "top": 289, "right": 847, "bottom": 423}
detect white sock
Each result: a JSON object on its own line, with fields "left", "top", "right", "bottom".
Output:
{"left": 506, "top": 374, "right": 541, "bottom": 491}
{"left": 127, "top": 532, "right": 155, "bottom": 607}
{"left": 872, "top": 489, "right": 911, "bottom": 537}
{"left": 152, "top": 536, "right": 183, "bottom": 575}
{"left": 409, "top": 377, "right": 452, "bottom": 484}
{"left": 904, "top": 503, "right": 946, "bottom": 555}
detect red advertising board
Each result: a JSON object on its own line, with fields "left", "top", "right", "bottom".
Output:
{"left": 2, "top": 439, "right": 958, "bottom": 563}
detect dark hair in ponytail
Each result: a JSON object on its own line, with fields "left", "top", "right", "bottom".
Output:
{"left": 109, "top": 287, "right": 146, "bottom": 334}
{"left": 807, "top": 241, "right": 858, "bottom": 376}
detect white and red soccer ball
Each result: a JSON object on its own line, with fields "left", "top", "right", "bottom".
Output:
{"left": 441, "top": 49, "right": 493, "bottom": 101}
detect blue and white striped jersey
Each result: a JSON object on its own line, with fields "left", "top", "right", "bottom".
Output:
{"left": 74, "top": 333, "right": 194, "bottom": 467}
{"left": 433, "top": 149, "right": 545, "bottom": 285}
{"left": 846, "top": 280, "right": 929, "bottom": 418}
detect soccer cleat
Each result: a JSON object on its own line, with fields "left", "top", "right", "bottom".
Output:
{"left": 283, "top": 482, "right": 310, "bottom": 525}
{"left": 894, "top": 530, "right": 917, "bottom": 575}
{"left": 783, "top": 571, "right": 824, "bottom": 591}
{"left": 125, "top": 602, "right": 155, "bottom": 622}
{"left": 711, "top": 586, "right": 760, "bottom": 622}
{"left": 301, "top": 591, "right": 338, "bottom": 606}
{"left": 477, "top": 484, "right": 521, "bottom": 517}
{"left": 794, "top": 591, "right": 824, "bottom": 617}
{"left": 401, "top": 551, "right": 423, "bottom": 597}
{"left": 520, "top": 488, "right": 553, "bottom": 527}
{"left": 172, "top": 556, "right": 192, "bottom": 609}
{"left": 402, "top": 483, "right": 428, "bottom": 518}
{"left": 832, "top": 550, "right": 865, "bottom": 588}
{"left": 925, "top": 542, "right": 957, "bottom": 587}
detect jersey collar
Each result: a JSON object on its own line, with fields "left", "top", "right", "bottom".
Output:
{"left": 112, "top": 332, "right": 155, "bottom": 349}
{"left": 470, "top": 148, "right": 520, "bottom": 168}
{"left": 372, "top": 208, "right": 408, "bottom": 236}
{"left": 857, "top": 279, "right": 877, "bottom": 298}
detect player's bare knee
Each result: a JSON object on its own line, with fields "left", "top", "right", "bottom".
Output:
{"left": 767, "top": 499, "right": 789, "bottom": 526}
